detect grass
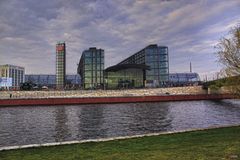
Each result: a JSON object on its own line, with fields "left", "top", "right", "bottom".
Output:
{"left": 0, "top": 126, "right": 240, "bottom": 160}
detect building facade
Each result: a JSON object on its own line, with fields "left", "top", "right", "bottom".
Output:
{"left": 56, "top": 42, "right": 66, "bottom": 89}
{"left": 0, "top": 64, "right": 25, "bottom": 89}
{"left": 105, "top": 64, "right": 149, "bottom": 89}
{"left": 25, "top": 74, "right": 80, "bottom": 88}
{"left": 77, "top": 47, "right": 104, "bottom": 89}
{"left": 118, "top": 44, "right": 169, "bottom": 87}
{"left": 169, "top": 73, "right": 200, "bottom": 86}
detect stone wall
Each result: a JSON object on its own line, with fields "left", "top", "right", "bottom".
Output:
{"left": 207, "top": 86, "right": 237, "bottom": 94}
{"left": 0, "top": 86, "right": 207, "bottom": 99}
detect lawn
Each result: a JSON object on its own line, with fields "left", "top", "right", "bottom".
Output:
{"left": 0, "top": 126, "right": 240, "bottom": 160}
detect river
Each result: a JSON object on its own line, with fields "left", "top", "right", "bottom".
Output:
{"left": 0, "top": 100, "right": 240, "bottom": 147}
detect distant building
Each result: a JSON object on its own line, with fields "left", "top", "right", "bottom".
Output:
{"left": 56, "top": 42, "right": 66, "bottom": 89}
{"left": 77, "top": 47, "right": 104, "bottom": 89}
{"left": 25, "top": 74, "right": 80, "bottom": 88}
{"left": 117, "top": 44, "right": 169, "bottom": 87}
{"left": 0, "top": 64, "right": 25, "bottom": 89}
{"left": 169, "top": 73, "right": 200, "bottom": 86}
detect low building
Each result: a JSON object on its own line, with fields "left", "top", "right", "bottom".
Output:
{"left": 105, "top": 64, "right": 150, "bottom": 89}
{"left": 77, "top": 47, "right": 104, "bottom": 89}
{"left": 169, "top": 73, "right": 201, "bottom": 86}
{"left": 25, "top": 74, "right": 80, "bottom": 89}
{"left": 0, "top": 77, "right": 12, "bottom": 90}
{"left": 0, "top": 64, "right": 25, "bottom": 90}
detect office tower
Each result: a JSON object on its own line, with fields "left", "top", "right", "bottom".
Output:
{"left": 56, "top": 42, "right": 66, "bottom": 89}
{"left": 77, "top": 47, "right": 104, "bottom": 89}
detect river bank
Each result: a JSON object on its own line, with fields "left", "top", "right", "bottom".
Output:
{"left": 0, "top": 86, "right": 207, "bottom": 99}
{"left": 0, "top": 125, "right": 239, "bottom": 160}
{"left": 0, "top": 94, "right": 234, "bottom": 106}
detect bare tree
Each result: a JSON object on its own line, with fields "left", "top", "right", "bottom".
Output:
{"left": 215, "top": 24, "right": 240, "bottom": 95}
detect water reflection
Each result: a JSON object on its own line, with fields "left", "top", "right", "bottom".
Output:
{"left": 54, "top": 107, "right": 70, "bottom": 142}
{"left": 77, "top": 105, "right": 105, "bottom": 139}
{"left": 128, "top": 102, "right": 172, "bottom": 133}
{"left": 0, "top": 100, "right": 240, "bottom": 147}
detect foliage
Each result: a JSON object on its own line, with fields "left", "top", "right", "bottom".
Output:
{"left": 216, "top": 24, "right": 240, "bottom": 95}
{"left": 208, "top": 80, "right": 223, "bottom": 90}
{"left": 20, "top": 82, "right": 36, "bottom": 91}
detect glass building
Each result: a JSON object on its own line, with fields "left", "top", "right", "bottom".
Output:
{"left": 118, "top": 44, "right": 169, "bottom": 87}
{"left": 77, "top": 47, "right": 104, "bottom": 89}
{"left": 169, "top": 73, "right": 200, "bottom": 86}
{"left": 56, "top": 42, "right": 66, "bottom": 89}
{"left": 105, "top": 64, "right": 149, "bottom": 89}
{"left": 25, "top": 74, "right": 80, "bottom": 88}
{"left": 0, "top": 64, "right": 25, "bottom": 89}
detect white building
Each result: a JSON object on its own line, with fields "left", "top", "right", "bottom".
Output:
{"left": 0, "top": 64, "right": 25, "bottom": 89}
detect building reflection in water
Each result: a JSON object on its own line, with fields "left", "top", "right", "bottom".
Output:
{"left": 77, "top": 104, "right": 106, "bottom": 139}
{"left": 80, "top": 102, "right": 173, "bottom": 138}
{"left": 1, "top": 100, "right": 240, "bottom": 147}
{"left": 54, "top": 106, "right": 71, "bottom": 142}
{"left": 127, "top": 102, "right": 172, "bottom": 134}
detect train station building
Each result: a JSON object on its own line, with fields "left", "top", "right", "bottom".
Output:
{"left": 78, "top": 44, "right": 170, "bottom": 89}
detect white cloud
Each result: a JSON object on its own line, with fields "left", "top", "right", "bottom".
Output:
{"left": 0, "top": 0, "right": 239, "bottom": 76}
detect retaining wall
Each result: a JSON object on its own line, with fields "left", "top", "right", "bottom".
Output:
{"left": 0, "top": 94, "right": 234, "bottom": 107}
{"left": 0, "top": 86, "right": 207, "bottom": 99}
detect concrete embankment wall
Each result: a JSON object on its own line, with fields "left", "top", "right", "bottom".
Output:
{"left": 0, "top": 86, "right": 207, "bottom": 99}
{"left": 0, "top": 86, "right": 235, "bottom": 106}
{"left": 0, "top": 94, "right": 234, "bottom": 107}
{"left": 207, "top": 86, "right": 239, "bottom": 94}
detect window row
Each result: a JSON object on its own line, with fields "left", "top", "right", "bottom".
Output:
{"left": 84, "top": 52, "right": 104, "bottom": 58}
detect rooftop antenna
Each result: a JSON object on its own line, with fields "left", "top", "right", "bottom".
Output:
{"left": 190, "top": 62, "right": 192, "bottom": 73}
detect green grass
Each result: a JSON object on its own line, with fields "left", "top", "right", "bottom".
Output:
{"left": 0, "top": 126, "right": 240, "bottom": 160}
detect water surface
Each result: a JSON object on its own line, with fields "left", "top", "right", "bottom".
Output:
{"left": 0, "top": 100, "right": 240, "bottom": 147}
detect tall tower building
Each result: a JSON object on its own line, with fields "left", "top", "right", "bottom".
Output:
{"left": 56, "top": 42, "right": 66, "bottom": 89}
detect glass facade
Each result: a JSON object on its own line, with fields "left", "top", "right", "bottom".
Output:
{"left": 25, "top": 74, "right": 80, "bottom": 87}
{"left": 56, "top": 42, "right": 66, "bottom": 89}
{"left": 78, "top": 48, "right": 104, "bottom": 89}
{"left": 105, "top": 68, "right": 144, "bottom": 89}
{"left": 169, "top": 73, "right": 200, "bottom": 86}
{"left": 118, "top": 44, "right": 169, "bottom": 87}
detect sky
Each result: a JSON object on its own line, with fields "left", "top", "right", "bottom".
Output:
{"left": 0, "top": 0, "right": 239, "bottom": 80}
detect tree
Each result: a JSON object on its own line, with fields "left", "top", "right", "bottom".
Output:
{"left": 215, "top": 24, "right": 240, "bottom": 95}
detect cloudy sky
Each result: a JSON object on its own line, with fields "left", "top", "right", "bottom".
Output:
{"left": 0, "top": 0, "right": 239, "bottom": 79}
